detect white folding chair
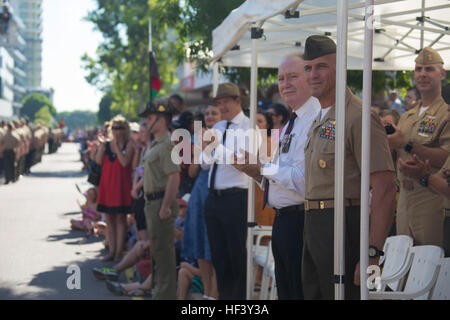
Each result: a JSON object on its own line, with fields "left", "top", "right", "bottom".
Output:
{"left": 251, "top": 226, "right": 272, "bottom": 296}
{"left": 369, "top": 245, "right": 444, "bottom": 300}
{"left": 430, "top": 257, "right": 450, "bottom": 300}
{"left": 259, "top": 240, "right": 276, "bottom": 300}
{"left": 377, "top": 235, "right": 413, "bottom": 291}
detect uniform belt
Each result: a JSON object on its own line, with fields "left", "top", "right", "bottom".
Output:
{"left": 304, "top": 199, "right": 360, "bottom": 211}
{"left": 145, "top": 191, "right": 165, "bottom": 201}
{"left": 211, "top": 187, "right": 247, "bottom": 197}
{"left": 274, "top": 204, "right": 305, "bottom": 217}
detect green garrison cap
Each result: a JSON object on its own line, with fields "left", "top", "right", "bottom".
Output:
{"left": 415, "top": 47, "right": 444, "bottom": 65}
{"left": 303, "top": 35, "right": 337, "bottom": 60}
{"left": 139, "top": 99, "right": 177, "bottom": 118}
{"left": 442, "top": 83, "right": 450, "bottom": 105}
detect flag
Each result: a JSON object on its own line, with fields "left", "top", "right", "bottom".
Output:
{"left": 150, "top": 52, "right": 161, "bottom": 99}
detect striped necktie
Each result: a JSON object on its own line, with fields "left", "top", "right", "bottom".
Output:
{"left": 262, "top": 112, "right": 297, "bottom": 209}
{"left": 209, "top": 121, "right": 232, "bottom": 190}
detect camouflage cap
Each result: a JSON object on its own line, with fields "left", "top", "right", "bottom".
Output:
{"left": 415, "top": 47, "right": 444, "bottom": 65}
{"left": 213, "top": 82, "right": 240, "bottom": 101}
{"left": 442, "top": 83, "right": 450, "bottom": 105}
{"left": 303, "top": 35, "right": 337, "bottom": 61}
{"left": 139, "top": 99, "right": 177, "bottom": 118}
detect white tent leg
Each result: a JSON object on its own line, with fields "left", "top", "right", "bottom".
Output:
{"left": 246, "top": 35, "right": 258, "bottom": 300}
{"left": 360, "top": 0, "right": 374, "bottom": 301}
{"left": 213, "top": 62, "right": 219, "bottom": 97}
{"left": 335, "top": 0, "right": 348, "bottom": 301}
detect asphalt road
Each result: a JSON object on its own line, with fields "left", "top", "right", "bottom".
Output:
{"left": 0, "top": 143, "right": 130, "bottom": 300}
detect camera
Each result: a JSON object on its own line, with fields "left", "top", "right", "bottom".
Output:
{"left": 385, "top": 124, "right": 395, "bottom": 135}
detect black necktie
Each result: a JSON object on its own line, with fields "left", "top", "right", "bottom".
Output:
{"left": 209, "top": 121, "right": 232, "bottom": 190}
{"left": 262, "top": 112, "right": 298, "bottom": 209}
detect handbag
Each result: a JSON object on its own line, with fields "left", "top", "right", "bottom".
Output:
{"left": 87, "top": 162, "right": 102, "bottom": 186}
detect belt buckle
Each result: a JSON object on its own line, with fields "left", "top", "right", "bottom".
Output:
{"left": 319, "top": 201, "right": 325, "bottom": 210}
{"left": 305, "top": 200, "right": 310, "bottom": 211}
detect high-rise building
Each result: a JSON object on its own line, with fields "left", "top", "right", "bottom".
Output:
{"left": 12, "top": 0, "right": 42, "bottom": 89}
{"left": 0, "top": 0, "right": 43, "bottom": 117}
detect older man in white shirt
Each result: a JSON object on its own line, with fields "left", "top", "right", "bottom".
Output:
{"left": 203, "top": 82, "right": 252, "bottom": 300}
{"left": 234, "top": 54, "right": 320, "bottom": 299}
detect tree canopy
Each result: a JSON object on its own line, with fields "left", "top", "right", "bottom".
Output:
{"left": 56, "top": 111, "right": 97, "bottom": 130}
{"left": 21, "top": 93, "right": 56, "bottom": 121}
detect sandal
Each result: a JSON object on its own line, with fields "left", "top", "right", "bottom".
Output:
{"left": 126, "top": 288, "right": 152, "bottom": 297}
{"left": 106, "top": 280, "right": 127, "bottom": 296}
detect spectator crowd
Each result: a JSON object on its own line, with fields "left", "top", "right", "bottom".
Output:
{"left": 66, "top": 36, "right": 450, "bottom": 301}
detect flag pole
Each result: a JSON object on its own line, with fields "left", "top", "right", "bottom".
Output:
{"left": 149, "top": 18, "right": 153, "bottom": 104}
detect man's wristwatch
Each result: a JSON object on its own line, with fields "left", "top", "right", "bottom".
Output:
{"left": 404, "top": 140, "right": 414, "bottom": 153}
{"left": 419, "top": 173, "right": 431, "bottom": 187}
{"left": 368, "top": 245, "right": 384, "bottom": 258}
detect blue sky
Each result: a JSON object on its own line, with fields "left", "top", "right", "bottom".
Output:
{"left": 41, "top": 0, "right": 103, "bottom": 113}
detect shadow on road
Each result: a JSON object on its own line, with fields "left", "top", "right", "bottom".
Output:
{"left": 29, "top": 170, "right": 87, "bottom": 179}
{"left": 47, "top": 229, "right": 104, "bottom": 246}
{"left": 61, "top": 211, "right": 82, "bottom": 216}
{"left": 0, "top": 259, "right": 128, "bottom": 300}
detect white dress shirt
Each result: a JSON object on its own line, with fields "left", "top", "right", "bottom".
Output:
{"left": 207, "top": 111, "right": 252, "bottom": 190}
{"left": 261, "top": 96, "right": 321, "bottom": 209}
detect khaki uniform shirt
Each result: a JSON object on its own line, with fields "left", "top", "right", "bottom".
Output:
{"left": 2, "top": 130, "right": 20, "bottom": 150}
{"left": 143, "top": 133, "right": 180, "bottom": 194}
{"left": 439, "top": 156, "right": 450, "bottom": 210}
{"left": 305, "top": 88, "right": 394, "bottom": 200}
{"left": 396, "top": 96, "right": 450, "bottom": 231}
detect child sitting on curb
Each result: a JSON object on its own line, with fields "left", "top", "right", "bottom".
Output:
{"left": 71, "top": 187, "right": 101, "bottom": 236}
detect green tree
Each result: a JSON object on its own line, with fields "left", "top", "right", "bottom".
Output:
{"left": 21, "top": 93, "right": 57, "bottom": 121}
{"left": 56, "top": 111, "right": 97, "bottom": 130}
{"left": 82, "top": 0, "right": 184, "bottom": 117}
{"left": 34, "top": 106, "right": 53, "bottom": 127}
{"left": 97, "top": 92, "right": 115, "bottom": 124}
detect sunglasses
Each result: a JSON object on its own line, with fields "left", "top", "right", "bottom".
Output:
{"left": 112, "top": 126, "right": 125, "bottom": 131}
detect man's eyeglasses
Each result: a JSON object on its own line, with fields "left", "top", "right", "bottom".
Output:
{"left": 112, "top": 126, "right": 125, "bottom": 131}
{"left": 265, "top": 112, "right": 277, "bottom": 117}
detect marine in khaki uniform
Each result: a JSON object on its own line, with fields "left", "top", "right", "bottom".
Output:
{"left": 139, "top": 100, "right": 180, "bottom": 300}
{"left": 302, "top": 35, "right": 397, "bottom": 300}
{"left": 388, "top": 47, "right": 450, "bottom": 247}
{"left": 398, "top": 83, "right": 450, "bottom": 257}
{"left": 3, "top": 122, "right": 20, "bottom": 184}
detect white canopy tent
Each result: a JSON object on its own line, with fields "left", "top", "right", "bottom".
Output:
{"left": 212, "top": 0, "right": 450, "bottom": 70}
{"left": 211, "top": 0, "right": 450, "bottom": 300}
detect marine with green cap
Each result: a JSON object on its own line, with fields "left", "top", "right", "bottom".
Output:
{"left": 388, "top": 46, "right": 450, "bottom": 248}
{"left": 139, "top": 99, "right": 180, "bottom": 300}
{"left": 302, "top": 35, "right": 396, "bottom": 299}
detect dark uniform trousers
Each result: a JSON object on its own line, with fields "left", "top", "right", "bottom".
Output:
{"left": 302, "top": 206, "right": 361, "bottom": 300}
{"left": 444, "top": 210, "right": 450, "bottom": 257}
{"left": 204, "top": 189, "right": 248, "bottom": 300}
{"left": 3, "top": 149, "right": 15, "bottom": 183}
{"left": 0, "top": 155, "right": 4, "bottom": 177}
{"left": 271, "top": 208, "right": 305, "bottom": 300}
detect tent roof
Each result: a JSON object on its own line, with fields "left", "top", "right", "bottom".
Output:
{"left": 212, "top": 0, "right": 450, "bottom": 70}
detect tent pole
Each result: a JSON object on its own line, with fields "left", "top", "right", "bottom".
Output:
{"left": 335, "top": 0, "right": 348, "bottom": 301}
{"left": 420, "top": 0, "right": 425, "bottom": 49}
{"left": 212, "top": 62, "right": 219, "bottom": 98}
{"left": 246, "top": 34, "right": 258, "bottom": 300}
{"left": 360, "top": 0, "right": 374, "bottom": 300}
